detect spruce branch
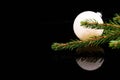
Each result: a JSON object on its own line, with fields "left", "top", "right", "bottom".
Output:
{"left": 110, "top": 13, "right": 120, "bottom": 25}
{"left": 81, "top": 21, "right": 120, "bottom": 35}
{"left": 51, "top": 13, "right": 120, "bottom": 51}
{"left": 51, "top": 31, "right": 120, "bottom": 51}
{"left": 109, "top": 40, "right": 120, "bottom": 49}
{"left": 81, "top": 21, "right": 120, "bottom": 29}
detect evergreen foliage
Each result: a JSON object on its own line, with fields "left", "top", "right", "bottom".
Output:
{"left": 51, "top": 13, "right": 120, "bottom": 51}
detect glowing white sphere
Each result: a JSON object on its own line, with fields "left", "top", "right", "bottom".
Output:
{"left": 73, "top": 11, "right": 104, "bottom": 41}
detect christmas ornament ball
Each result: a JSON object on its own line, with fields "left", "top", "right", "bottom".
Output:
{"left": 73, "top": 11, "right": 104, "bottom": 41}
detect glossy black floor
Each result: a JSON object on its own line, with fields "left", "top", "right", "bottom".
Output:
{"left": 40, "top": 8, "right": 120, "bottom": 79}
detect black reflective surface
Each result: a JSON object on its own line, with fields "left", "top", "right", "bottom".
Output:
{"left": 41, "top": 8, "right": 120, "bottom": 79}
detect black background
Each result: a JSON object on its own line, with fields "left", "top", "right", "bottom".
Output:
{"left": 3, "top": 2, "right": 120, "bottom": 79}
{"left": 39, "top": 8, "right": 120, "bottom": 79}
{"left": 12, "top": 6, "right": 119, "bottom": 79}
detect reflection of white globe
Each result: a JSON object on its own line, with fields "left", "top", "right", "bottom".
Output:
{"left": 76, "top": 57, "right": 104, "bottom": 71}
{"left": 75, "top": 46, "right": 104, "bottom": 71}
{"left": 73, "top": 11, "right": 104, "bottom": 41}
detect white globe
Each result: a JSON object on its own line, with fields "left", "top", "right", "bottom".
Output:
{"left": 73, "top": 11, "right": 104, "bottom": 41}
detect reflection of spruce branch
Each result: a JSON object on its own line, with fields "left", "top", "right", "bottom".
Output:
{"left": 78, "top": 57, "right": 104, "bottom": 63}
{"left": 51, "top": 13, "right": 120, "bottom": 51}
